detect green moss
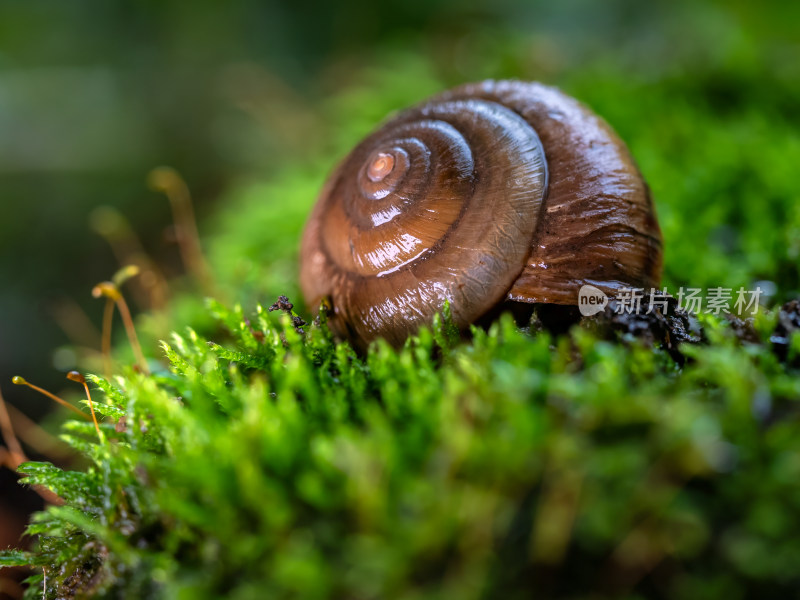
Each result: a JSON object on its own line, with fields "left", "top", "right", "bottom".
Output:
{"left": 2, "top": 299, "right": 799, "bottom": 598}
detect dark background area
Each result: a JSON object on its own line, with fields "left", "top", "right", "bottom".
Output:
{"left": 1, "top": 1, "right": 798, "bottom": 591}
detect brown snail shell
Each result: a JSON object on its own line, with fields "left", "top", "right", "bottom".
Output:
{"left": 300, "top": 80, "right": 662, "bottom": 348}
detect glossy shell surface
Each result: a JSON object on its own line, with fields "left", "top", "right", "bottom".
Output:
{"left": 300, "top": 80, "right": 662, "bottom": 348}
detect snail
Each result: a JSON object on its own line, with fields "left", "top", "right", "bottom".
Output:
{"left": 300, "top": 80, "right": 662, "bottom": 349}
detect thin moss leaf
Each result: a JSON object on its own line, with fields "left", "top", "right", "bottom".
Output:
{"left": 0, "top": 550, "right": 34, "bottom": 567}
{"left": 159, "top": 339, "right": 198, "bottom": 379}
{"left": 206, "top": 340, "right": 273, "bottom": 370}
{"left": 16, "top": 462, "right": 92, "bottom": 505}
{"left": 81, "top": 401, "right": 124, "bottom": 421}
{"left": 44, "top": 505, "right": 138, "bottom": 567}
{"left": 85, "top": 374, "right": 128, "bottom": 408}
{"left": 206, "top": 298, "right": 265, "bottom": 350}
{"left": 432, "top": 300, "right": 460, "bottom": 352}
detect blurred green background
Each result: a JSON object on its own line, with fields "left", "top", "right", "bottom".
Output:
{"left": 0, "top": 0, "right": 798, "bottom": 572}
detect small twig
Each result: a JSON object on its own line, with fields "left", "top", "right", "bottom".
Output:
{"left": 4, "top": 402, "right": 73, "bottom": 460}
{"left": 0, "top": 574, "right": 24, "bottom": 600}
{"left": 268, "top": 295, "right": 307, "bottom": 334}
{"left": 1, "top": 387, "right": 65, "bottom": 506}
{"left": 0, "top": 385, "right": 25, "bottom": 468}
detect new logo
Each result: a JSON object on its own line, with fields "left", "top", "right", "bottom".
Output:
{"left": 578, "top": 285, "right": 608, "bottom": 316}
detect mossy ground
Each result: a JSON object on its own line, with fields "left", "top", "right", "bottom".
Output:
{"left": 1, "top": 298, "right": 799, "bottom": 599}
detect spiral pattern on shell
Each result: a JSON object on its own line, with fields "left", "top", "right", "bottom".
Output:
{"left": 301, "top": 80, "right": 662, "bottom": 349}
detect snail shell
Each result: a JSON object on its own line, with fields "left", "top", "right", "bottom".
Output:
{"left": 300, "top": 80, "right": 662, "bottom": 348}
